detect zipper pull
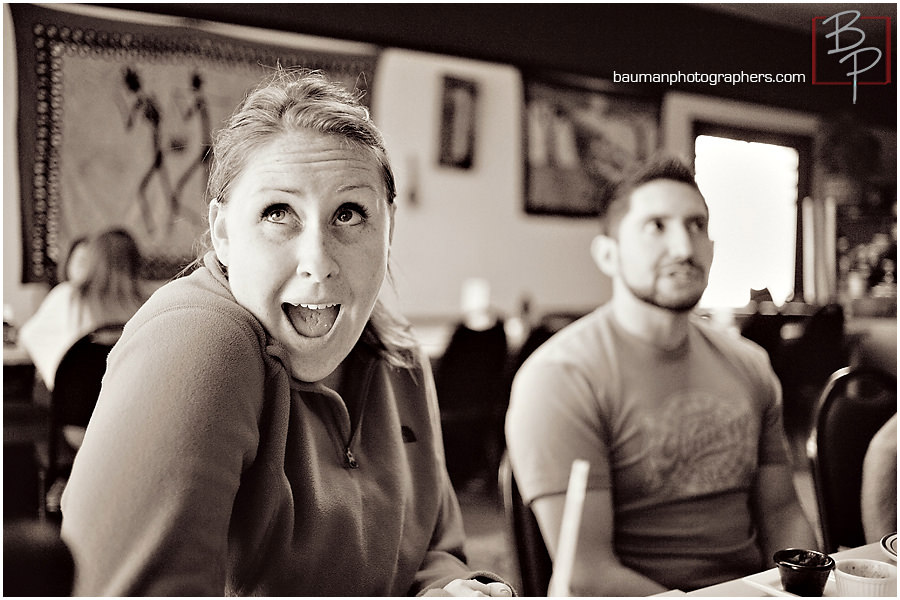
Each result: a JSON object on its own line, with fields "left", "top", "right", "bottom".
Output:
{"left": 345, "top": 447, "right": 359, "bottom": 469}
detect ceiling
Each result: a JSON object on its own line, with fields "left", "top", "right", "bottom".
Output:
{"left": 697, "top": 3, "right": 898, "bottom": 33}
{"left": 95, "top": 3, "right": 897, "bottom": 128}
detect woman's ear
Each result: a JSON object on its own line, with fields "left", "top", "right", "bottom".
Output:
{"left": 208, "top": 199, "right": 230, "bottom": 267}
{"left": 590, "top": 234, "right": 618, "bottom": 278}
{"left": 388, "top": 202, "right": 396, "bottom": 244}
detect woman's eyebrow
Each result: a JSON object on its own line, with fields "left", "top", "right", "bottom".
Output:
{"left": 258, "top": 186, "right": 303, "bottom": 196}
{"left": 336, "top": 183, "right": 378, "bottom": 193}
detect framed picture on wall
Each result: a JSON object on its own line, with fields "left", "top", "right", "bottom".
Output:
{"left": 438, "top": 75, "right": 478, "bottom": 169}
{"left": 523, "top": 72, "right": 660, "bottom": 217}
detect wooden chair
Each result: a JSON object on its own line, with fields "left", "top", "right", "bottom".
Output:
{"left": 498, "top": 451, "right": 552, "bottom": 597}
{"left": 35, "top": 324, "right": 124, "bottom": 517}
{"left": 806, "top": 366, "right": 897, "bottom": 553}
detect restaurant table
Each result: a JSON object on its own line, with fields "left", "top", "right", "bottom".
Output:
{"left": 685, "top": 541, "right": 896, "bottom": 596}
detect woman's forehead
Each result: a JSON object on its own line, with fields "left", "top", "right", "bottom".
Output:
{"left": 231, "top": 133, "right": 383, "bottom": 188}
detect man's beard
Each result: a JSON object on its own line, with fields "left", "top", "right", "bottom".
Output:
{"left": 630, "top": 286, "right": 703, "bottom": 312}
{"left": 624, "top": 268, "right": 706, "bottom": 313}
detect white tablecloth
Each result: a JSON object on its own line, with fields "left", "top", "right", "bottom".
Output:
{"left": 685, "top": 541, "right": 895, "bottom": 597}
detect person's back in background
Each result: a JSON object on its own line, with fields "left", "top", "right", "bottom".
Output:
{"left": 505, "top": 156, "right": 817, "bottom": 595}
{"left": 861, "top": 413, "right": 897, "bottom": 542}
{"left": 19, "top": 229, "right": 146, "bottom": 391}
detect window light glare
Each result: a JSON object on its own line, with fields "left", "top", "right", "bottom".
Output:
{"left": 695, "top": 135, "right": 799, "bottom": 309}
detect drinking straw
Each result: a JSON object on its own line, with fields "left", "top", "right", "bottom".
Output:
{"left": 548, "top": 458, "right": 590, "bottom": 597}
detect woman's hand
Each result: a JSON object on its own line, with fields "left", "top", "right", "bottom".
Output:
{"left": 442, "top": 579, "right": 513, "bottom": 596}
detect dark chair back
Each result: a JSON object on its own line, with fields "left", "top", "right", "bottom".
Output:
{"left": 779, "top": 303, "right": 849, "bottom": 442}
{"left": 499, "top": 452, "right": 552, "bottom": 597}
{"left": 436, "top": 321, "right": 509, "bottom": 488}
{"left": 37, "top": 324, "right": 123, "bottom": 514}
{"left": 3, "top": 518, "right": 75, "bottom": 596}
{"left": 806, "top": 366, "right": 897, "bottom": 553}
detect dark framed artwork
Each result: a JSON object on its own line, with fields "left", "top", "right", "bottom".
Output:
{"left": 523, "top": 73, "right": 660, "bottom": 217}
{"left": 10, "top": 3, "right": 378, "bottom": 284}
{"left": 438, "top": 76, "right": 478, "bottom": 169}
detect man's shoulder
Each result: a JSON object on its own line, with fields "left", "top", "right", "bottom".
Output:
{"left": 689, "top": 315, "right": 773, "bottom": 372}
{"left": 520, "top": 307, "right": 614, "bottom": 371}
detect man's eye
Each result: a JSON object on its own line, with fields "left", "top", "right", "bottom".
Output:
{"left": 646, "top": 220, "right": 665, "bottom": 233}
{"left": 334, "top": 203, "right": 369, "bottom": 226}
{"left": 688, "top": 218, "right": 708, "bottom": 233}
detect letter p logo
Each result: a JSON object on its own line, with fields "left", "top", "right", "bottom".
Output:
{"left": 812, "top": 12, "right": 891, "bottom": 104}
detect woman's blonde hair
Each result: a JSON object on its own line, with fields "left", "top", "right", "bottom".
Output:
{"left": 201, "top": 67, "right": 416, "bottom": 369}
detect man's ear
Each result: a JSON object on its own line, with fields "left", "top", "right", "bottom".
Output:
{"left": 208, "top": 199, "right": 230, "bottom": 267}
{"left": 590, "top": 234, "right": 618, "bottom": 278}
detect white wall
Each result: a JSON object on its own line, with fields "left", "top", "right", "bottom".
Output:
{"left": 372, "top": 49, "right": 608, "bottom": 321}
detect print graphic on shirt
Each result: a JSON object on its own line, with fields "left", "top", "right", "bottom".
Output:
{"left": 638, "top": 391, "right": 756, "bottom": 497}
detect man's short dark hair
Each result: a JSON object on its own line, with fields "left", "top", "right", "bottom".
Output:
{"left": 599, "top": 156, "right": 704, "bottom": 237}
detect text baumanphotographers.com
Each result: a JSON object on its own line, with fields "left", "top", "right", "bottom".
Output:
{"left": 614, "top": 70, "right": 807, "bottom": 86}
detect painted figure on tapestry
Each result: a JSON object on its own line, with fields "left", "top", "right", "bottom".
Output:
{"left": 123, "top": 67, "right": 175, "bottom": 235}
{"left": 170, "top": 72, "right": 211, "bottom": 226}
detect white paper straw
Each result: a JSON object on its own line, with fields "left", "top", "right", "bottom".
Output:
{"left": 548, "top": 458, "right": 590, "bottom": 597}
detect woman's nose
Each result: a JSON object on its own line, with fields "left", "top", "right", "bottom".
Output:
{"left": 295, "top": 227, "right": 339, "bottom": 281}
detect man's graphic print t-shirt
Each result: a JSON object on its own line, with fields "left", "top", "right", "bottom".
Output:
{"left": 506, "top": 305, "right": 790, "bottom": 592}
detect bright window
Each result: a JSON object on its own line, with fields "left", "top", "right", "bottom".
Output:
{"left": 695, "top": 135, "right": 800, "bottom": 308}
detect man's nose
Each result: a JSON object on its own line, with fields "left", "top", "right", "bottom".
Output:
{"left": 295, "top": 226, "right": 339, "bottom": 281}
{"left": 667, "top": 225, "right": 695, "bottom": 259}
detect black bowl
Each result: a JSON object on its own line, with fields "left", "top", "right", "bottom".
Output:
{"left": 774, "top": 548, "right": 835, "bottom": 597}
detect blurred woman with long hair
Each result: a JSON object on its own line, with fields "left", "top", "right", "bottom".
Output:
{"left": 19, "top": 228, "right": 146, "bottom": 390}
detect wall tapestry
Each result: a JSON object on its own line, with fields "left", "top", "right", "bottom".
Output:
{"left": 10, "top": 4, "right": 379, "bottom": 283}
{"left": 523, "top": 72, "right": 660, "bottom": 217}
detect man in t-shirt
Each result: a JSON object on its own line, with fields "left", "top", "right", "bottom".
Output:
{"left": 505, "top": 156, "right": 817, "bottom": 595}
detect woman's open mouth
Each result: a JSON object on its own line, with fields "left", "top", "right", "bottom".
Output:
{"left": 283, "top": 302, "right": 341, "bottom": 338}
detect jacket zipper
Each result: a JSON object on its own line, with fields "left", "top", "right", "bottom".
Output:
{"left": 339, "top": 356, "right": 375, "bottom": 469}
{"left": 344, "top": 446, "right": 359, "bottom": 469}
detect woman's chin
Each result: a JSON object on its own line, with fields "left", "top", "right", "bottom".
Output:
{"left": 289, "top": 358, "right": 340, "bottom": 384}
{"left": 280, "top": 317, "right": 368, "bottom": 383}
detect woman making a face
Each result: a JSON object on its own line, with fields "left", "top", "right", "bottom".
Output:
{"left": 60, "top": 69, "right": 512, "bottom": 597}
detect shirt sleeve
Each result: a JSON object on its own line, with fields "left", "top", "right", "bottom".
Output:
{"left": 506, "top": 354, "right": 612, "bottom": 506}
{"left": 407, "top": 352, "right": 470, "bottom": 593}
{"left": 749, "top": 344, "right": 791, "bottom": 467}
{"left": 407, "top": 352, "right": 516, "bottom": 595}
{"left": 60, "top": 303, "right": 266, "bottom": 596}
